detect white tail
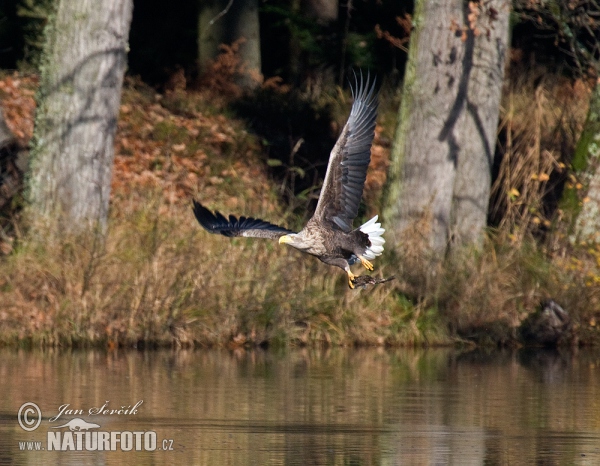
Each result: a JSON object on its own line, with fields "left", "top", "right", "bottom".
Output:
{"left": 359, "top": 215, "right": 385, "bottom": 260}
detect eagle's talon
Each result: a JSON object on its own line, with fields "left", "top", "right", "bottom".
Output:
{"left": 359, "top": 256, "right": 374, "bottom": 271}
{"left": 348, "top": 271, "right": 356, "bottom": 289}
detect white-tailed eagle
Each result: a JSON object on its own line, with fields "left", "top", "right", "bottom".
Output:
{"left": 193, "top": 72, "right": 384, "bottom": 288}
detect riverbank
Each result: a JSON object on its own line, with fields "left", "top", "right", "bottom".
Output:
{"left": 1, "top": 72, "right": 599, "bottom": 348}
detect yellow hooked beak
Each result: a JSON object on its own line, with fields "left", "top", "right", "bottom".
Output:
{"left": 279, "top": 235, "right": 291, "bottom": 245}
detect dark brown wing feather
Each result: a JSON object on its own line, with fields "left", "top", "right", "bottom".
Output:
{"left": 193, "top": 200, "right": 295, "bottom": 239}
{"left": 311, "top": 71, "right": 378, "bottom": 232}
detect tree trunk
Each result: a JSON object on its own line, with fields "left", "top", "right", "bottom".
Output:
{"left": 572, "top": 81, "right": 600, "bottom": 244}
{"left": 198, "top": 0, "right": 261, "bottom": 89}
{"left": 286, "top": 0, "right": 339, "bottom": 87}
{"left": 302, "top": 0, "right": 338, "bottom": 23}
{"left": 28, "top": 0, "right": 133, "bottom": 232}
{"left": 383, "top": 0, "right": 510, "bottom": 255}
{"left": 0, "top": 107, "right": 14, "bottom": 150}
{"left": 450, "top": 1, "right": 510, "bottom": 247}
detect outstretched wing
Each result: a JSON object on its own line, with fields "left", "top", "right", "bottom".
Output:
{"left": 311, "top": 71, "right": 378, "bottom": 232}
{"left": 193, "top": 200, "right": 295, "bottom": 239}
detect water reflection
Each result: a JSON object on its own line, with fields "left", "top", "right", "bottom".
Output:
{"left": 1, "top": 347, "right": 599, "bottom": 465}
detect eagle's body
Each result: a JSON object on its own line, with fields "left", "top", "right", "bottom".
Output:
{"left": 193, "top": 72, "right": 384, "bottom": 288}
{"left": 283, "top": 217, "right": 370, "bottom": 262}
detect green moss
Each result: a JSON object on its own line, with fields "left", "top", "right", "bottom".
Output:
{"left": 381, "top": 0, "right": 423, "bottom": 224}
{"left": 561, "top": 84, "right": 600, "bottom": 224}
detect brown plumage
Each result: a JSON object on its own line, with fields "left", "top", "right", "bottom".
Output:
{"left": 193, "top": 72, "right": 385, "bottom": 288}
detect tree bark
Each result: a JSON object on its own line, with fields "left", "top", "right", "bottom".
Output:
{"left": 572, "top": 81, "right": 600, "bottom": 243}
{"left": 450, "top": 1, "right": 510, "bottom": 247}
{"left": 198, "top": 0, "right": 261, "bottom": 89}
{"left": 302, "top": 0, "right": 338, "bottom": 23}
{"left": 0, "top": 107, "right": 14, "bottom": 150}
{"left": 383, "top": 0, "right": 510, "bottom": 255}
{"left": 28, "top": 0, "right": 133, "bottom": 232}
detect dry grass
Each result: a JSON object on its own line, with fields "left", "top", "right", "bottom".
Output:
{"left": 490, "top": 75, "right": 590, "bottom": 237}
{"left": 0, "top": 191, "right": 453, "bottom": 348}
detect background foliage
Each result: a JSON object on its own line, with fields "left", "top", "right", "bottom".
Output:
{"left": 1, "top": 0, "right": 600, "bottom": 347}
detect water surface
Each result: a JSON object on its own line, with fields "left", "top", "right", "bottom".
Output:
{"left": 1, "top": 347, "right": 599, "bottom": 465}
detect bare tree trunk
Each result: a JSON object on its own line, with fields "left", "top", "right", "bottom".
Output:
{"left": 383, "top": 0, "right": 510, "bottom": 255}
{"left": 198, "top": 0, "right": 261, "bottom": 89}
{"left": 572, "top": 82, "right": 600, "bottom": 243}
{"left": 28, "top": 0, "right": 133, "bottom": 232}
{"left": 450, "top": 0, "right": 510, "bottom": 247}
{"left": 302, "top": 0, "right": 339, "bottom": 91}
{"left": 0, "top": 108, "right": 14, "bottom": 150}
{"left": 286, "top": 0, "right": 339, "bottom": 88}
{"left": 302, "top": 0, "right": 338, "bottom": 22}
{"left": 383, "top": 0, "right": 465, "bottom": 254}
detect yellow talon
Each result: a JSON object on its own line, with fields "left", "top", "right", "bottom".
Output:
{"left": 348, "top": 271, "right": 356, "bottom": 289}
{"left": 359, "top": 256, "right": 374, "bottom": 271}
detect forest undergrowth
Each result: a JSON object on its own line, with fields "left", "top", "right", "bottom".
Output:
{"left": 1, "top": 65, "right": 600, "bottom": 348}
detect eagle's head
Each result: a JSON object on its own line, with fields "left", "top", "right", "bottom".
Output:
{"left": 278, "top": 233, "right": 312, "bottom": 252}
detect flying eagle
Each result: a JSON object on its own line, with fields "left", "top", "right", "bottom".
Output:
{"left": 193, "top": 73, "right": 384, "bottom": 288}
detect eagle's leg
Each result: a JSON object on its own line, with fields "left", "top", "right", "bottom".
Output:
{"left": 358, "top": 256, "right": 374, "bottom": 271}
{"left": 319, "top": 256, "right": 357, "bottom": 289}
